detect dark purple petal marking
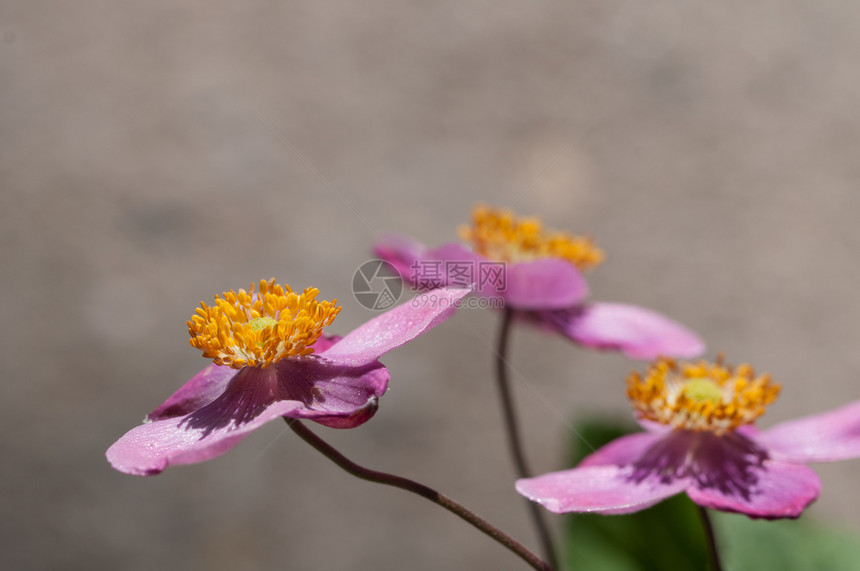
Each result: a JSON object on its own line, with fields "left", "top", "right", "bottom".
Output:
{"left": 180, "top": 366, "right": 279, "bottom": 437}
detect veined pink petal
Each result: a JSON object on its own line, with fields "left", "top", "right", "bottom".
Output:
{"left": 516, "top": 465, "right": 689, "bottom": 515}
{"left": 148, "top": 363, "right": 238, "bottom": 421}
{"left": 275, "top": 357, "right": 389, "bottom": 429}
{"left": 756, "top": 399, "right": 860, "bottom": 463}
{"left": 686, "top": 460, "right": 820, "bottom": 519}
{"left": 147, "top": 335, "right": 345, "bottom": 422}
{"left": 675, "top": 431, "right": 820, "bottom": 519}
{"left": 518, "top": 428, "right": 824, "bottom": 519}
{"left": 579, "top": 431, "right": 664, "bottom": 468}
{"left": 372, "top": 233, "right": 429, "bottom": 285}
{"left": 503, "top": 259, "right": 588, "bottom": 309}
{"left": 108, "top": 366, "right": 292, "bottom": 475}
{"left": 532, "top": 302, "right": 704, "bottom": 360}
{"left": 106, "top": 401, "right": 305, "bottom": 476}
{"left": 107, "top": 358, "right": 389, "bottom": 475}
{"left": 319, "top": 286, "right": 469, "bottom": 367}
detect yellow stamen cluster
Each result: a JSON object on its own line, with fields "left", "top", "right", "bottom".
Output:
{"left": 626, "top": 358, "right": 781, "bottom": 435}
{"left": 458, "top": 205, "right": 604, "bottom": 270}
{"left": 188, "top": 279, "right": 341, "bottom": 369}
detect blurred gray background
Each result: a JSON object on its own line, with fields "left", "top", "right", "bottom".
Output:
{"left": 4, "top": 1, "right": 860, "bottom": 569}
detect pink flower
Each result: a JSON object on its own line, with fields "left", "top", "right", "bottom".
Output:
{"left": 374, "top": 205, "right": 703, "bottom": 360}
{"left": 516, "top": 358, "right": 860, "bottom": 519}
{"left": 107, "top": 280, "right": 469, "bottom": 476}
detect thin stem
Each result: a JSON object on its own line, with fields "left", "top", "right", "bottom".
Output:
{"left": 495, "top": 307, "right": 559, "bottom": 569}
{"left": 285, "top": 418, "right": 553, "bottom": 571}
{"left": 697, "top": 505, "right": 723, "bottom": 571}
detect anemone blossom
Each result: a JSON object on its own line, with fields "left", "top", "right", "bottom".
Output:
{"left": 107, "top": 280, "right": 469, "bottom": 475}
{"left": 516, "top": 358, "right": 860, "bottom": 519}
{"left": 374, "top": 205, "right": 703, "bottom": 360}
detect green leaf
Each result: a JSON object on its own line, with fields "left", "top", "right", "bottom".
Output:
{"left": 714, "top": 512, "right": 860, "bottom": 571}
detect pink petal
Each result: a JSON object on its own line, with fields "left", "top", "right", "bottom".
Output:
{"left": 531, "top": 302, "right": 704, "bottom": 359}
{"left": 425, "top": 242, "right": 485, "bottom": 264}
{"left": 687, "top": 460, "right": 820, "bottom": 519}
{"left": 275, "top": 357, "right": 389, "bottom": 429}
{"left": 106, "top": 402, "right": 302, "bottom": 476}
{"left": 427, "top": 243, "right": 588, "bottom": 308}
{"left": 308, "top": 334, "right": 341, "bottom": 353}
{"left": 148, "top": 335, "right": 345, "bottom": 421}
{"left": 148, "top": 363, "right": 237, "bottom": 421}
{"left": 319, "top": 286, "right": 469, "bottom": 367}
{"left": 372, "top": 233, "right": 429, "bottom": 285}
{"left": 503, "top": 259, "right": 588, "bottom": 309}
{"left": 424, "top": 243, "right": 489, "bottom": 291}
{"left": 516, "top": 465, "right": 690, "bottom": 515}
{"left": 579, "top": 431, "right": 664, "bottom": 468}
{"left": 107, "top": 366, "right": 295, "bottom": 475}
{"left": 756, "top": 399, "right": 860, "bottom": 463}
{"left": 679, "top": 431, "right": 820, "bottom": 519}
{"left": 107, "top": 358, "right": 389, "bottom": 475}
{"left": 636, "top": 418, "right": 675, "bottom": 434}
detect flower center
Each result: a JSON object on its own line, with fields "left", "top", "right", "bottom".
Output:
{"left": 458, "top": 205, "right": 604, "bottom": 270}
{"left": 681, "top": 378, "right": 723, "bottom": 403}
{"left": 249, "top": 316, "right": 278, "bottom": 332}
{"left": 188, "top": 279, "right": 341, "bottom": 369}
{"left": 626, "top": 358, "right": 781, "bottom": 435}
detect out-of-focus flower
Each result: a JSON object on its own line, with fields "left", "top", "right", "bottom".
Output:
{"left": 107, "top": 279, "right": 469, "bottom": 475}
{"left": 516, "top": 358, "right": 860, "bottom": 519}
{"left": 374, "top": 205, "right": 703, "bottom": 359}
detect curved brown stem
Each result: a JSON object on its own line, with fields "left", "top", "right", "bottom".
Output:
{"left": 285, "top": 418, "right": 553, "bottom": 571}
